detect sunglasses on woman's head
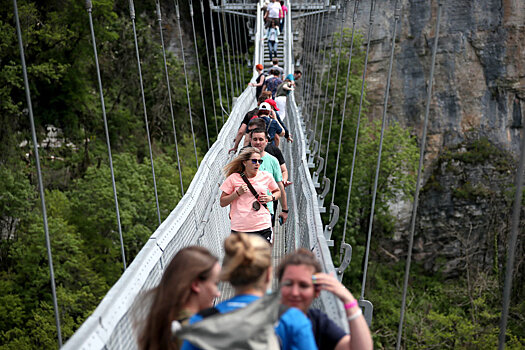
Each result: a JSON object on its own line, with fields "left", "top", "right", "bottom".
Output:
{"left": 250, "top": 159, "right": 263, "bottom": 165}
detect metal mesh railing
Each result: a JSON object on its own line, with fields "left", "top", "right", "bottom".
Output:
{"left": 63, "top": 83, "right": 257, "bottom": 350}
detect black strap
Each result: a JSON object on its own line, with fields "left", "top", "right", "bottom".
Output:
{"left": 198, "top": 306, "right": 220, "bottom": 318}
{"left": 240, "top": 172, "right": 269, "bottom": 211}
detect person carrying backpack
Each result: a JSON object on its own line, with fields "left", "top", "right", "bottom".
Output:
{"left": 178, "top": 233, "right": 318, "bottom": 350}
{"left": 263, "top": 69, "right": 283, "bottom": 99}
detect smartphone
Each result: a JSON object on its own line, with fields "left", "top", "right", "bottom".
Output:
{"left": 279, "top": 216, "right": 284, "bottom": 226}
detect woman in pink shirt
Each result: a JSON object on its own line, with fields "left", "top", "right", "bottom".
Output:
{"left": 279, "top": 1, "right": 288, "bottom": 32}
{"left": 220, "top": 147, "right": 280, "bottom": 243}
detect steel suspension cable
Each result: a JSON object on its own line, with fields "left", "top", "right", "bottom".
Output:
{"left": 155, "top": 2, "right": 184, "bottom": 196}
{"left": 304, "top": 14, "right": 318, "bottom": 107}
{"left": 13, "top": 0, "right": 62, "bottom": 345}
{"left": 234, "top": 14, "right": 245, "bottom": 90}
{"left": 85, "top": 0, "right": 127, "bottom": 271}
{"left": 499, "top": 93, "right": 525, "bottom": 350}
{"left": 301, "top": 14, "right": 313, "bottom": 102}
{"left": 361, "top": 0, "right": 400, "bottom": 300}
{"left": 301, "top": 15, "right": 313, "bottom": 104}
{"left": 312, "top": 7, "right": 332, "bottom": 149}
{"left": 189, "top": 0, "right": 210, "bottom": 149}
{"left": 305, "top": 12, "right": 322, "bottom": 125}
{"left": 215, "top": 2, "right": 230, "bottom": 112}
{"left": 395, "top": 2, "right": 442, "bottom": 348}
{"left": 175, "top": 0, "right": 199, "bottom": 168}
{"left": 228, "top": 14, "right": 239, "bottom": 95}
{"left": 340, "top": 0, "right": 374, "bottom": 258}
{"left": 199, "top": 0, "right": 219, "bottom": 135}
{"left": 209, "top": 1, "right": 228, "bottom": 123}
{"left": 330, "top": 0, "right": 360, "bottom": 246}
{"left": 317, "top": 2, "right": 341, "bottom": 173}
{"left": 309, "top": 10, "right": 327, "bottom": 139}
{"left": 322, "top": 0, "right": 348, "bottom": 182}
{"left": 129, "top": 0, "right": 161, "bottom": 225}
{"left": 221, "top": 8, "right": 235, "bottom": 100}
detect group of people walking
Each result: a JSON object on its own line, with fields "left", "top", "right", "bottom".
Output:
{"left": 137, "top": 238, "right": 373, "bottom": 350}
{"left": 134, "top": 44, "right": 372, "bottom": 350}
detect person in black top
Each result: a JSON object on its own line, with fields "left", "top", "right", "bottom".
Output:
{"left": 277, "top": 249, "right": 373, "bottom": 350}
{"left": 228, "top": 92, "right": 272, "bottom": 154}
{"left": 248, "top": 64, "right": 266, "bottom": 100}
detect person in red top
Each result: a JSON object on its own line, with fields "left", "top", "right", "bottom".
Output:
{"left": 220, "top": 147, "right": 280, "bottom": 243}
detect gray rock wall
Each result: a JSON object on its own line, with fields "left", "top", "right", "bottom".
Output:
{"left": 296, "top": 0, "right": 524, "bottom": 276}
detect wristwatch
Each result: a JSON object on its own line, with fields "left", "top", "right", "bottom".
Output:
{"left": 282, "top": 209, "right": 289, "bottom": 213}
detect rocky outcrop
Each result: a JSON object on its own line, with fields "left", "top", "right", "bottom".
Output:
{"left": 349, "top": 0, "right": 525, "bottom": 157}
{"left": 298, "top": 0, "right": 524, "bottom": 276}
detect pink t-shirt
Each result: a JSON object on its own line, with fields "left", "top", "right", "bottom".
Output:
{"left": 220, "top": 171, "right": 278, "bottom": 232}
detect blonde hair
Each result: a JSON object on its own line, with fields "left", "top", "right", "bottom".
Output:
{"left": 223, "top": 147, "right": 261, "bottom": 177}
{"left": 220, "top": 233, "right": 272, "bottom": 288}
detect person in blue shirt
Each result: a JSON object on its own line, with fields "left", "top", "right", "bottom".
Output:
{"left": 277, "top": 249, "right": 373, "bottom": 350}
{"left": 182, "top": 233, "right": 318, "bottom": 350}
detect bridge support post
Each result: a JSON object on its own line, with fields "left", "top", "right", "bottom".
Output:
{"left": 323, "top": 203, "right": 339, "bottom": 246}
{"left": 317, "top": 176, "right": 330, "bottom": 213}
{"left": 312, "top": 156, "right": 324, "bottom": 188}
{"left": 336, "top": 243, "right": 352, "bottom": 282}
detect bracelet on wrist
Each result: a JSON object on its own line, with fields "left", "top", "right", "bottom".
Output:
{"left": 347, "top": 308, "right": 362, "bottom": 322}
{"left": 344, "top": 300, "right": 358, "bottom": 310}
{"left": 236, "top": 190, "right": 241, "bottom": 196}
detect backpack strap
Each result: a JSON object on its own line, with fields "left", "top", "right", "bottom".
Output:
{"left": 198, "top": 306, "right": 220, "bottom": 318}
{"left": 277, "top": 304, "right": 290, "bottom": 318}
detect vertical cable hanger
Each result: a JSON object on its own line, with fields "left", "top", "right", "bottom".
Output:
{"left": 328, "top": 0, "right": 360, "bottom": 258}
{"left": 304, "top": 12, "right": 322, "bottom": 126}
{"left": 235, "top": 14, "right": 246, "bottom": 90}
{"left": 499, "top": 79, "right": 525, "bottom": 350}
{"left": 309, "top": 10, "right": 326, "bottom": 141}
{"left": 360, "top": 0, "right": 399, "bottom": 326}
{"left": 317, "top": 1, "right": 341, "bottom": 175}
{"left": 216, "top": 2, "right": 231, "bottom": 112}
{"left": 129, "top": 0, "right": 161, "bottom": 225}
{"left": 227, "top": 13, "right": 238, "bottom": 95}
{"left": 303, "top": 15, "right": 316, "bottom": 105}
{"left": 232, "top": 14, "right": 242, "bottom": 95}
{"left": 307, "top": 12, "right": 323, "bottom": 122}
{"left": 199, "top": 0, "right": 219, "bottom": 135}
{"left": 209, "top": 0, "right": 229, "bottom": 123}
{"left": 340, "top": 0, "right": 373, "bottom": 261}
{"left": 189, "top": 0, "right": 210, "bottom": 149}
{"left": 175, "top": 0, "right": 199, "bottom": 168}
{"left": 395, "top": 2, "right": 443, "bottom": 348}
{"left": 322, "top": 0, "right": 348, "bottom": 182}
{"left": 156, "top": 1, "right": 184, "bottom": 196}
{"left": 220, "top": 6, "right": 235, "bottom": 100}
{"left": 13, "top": 0, "right": 63, "bottom": 346}
{"left": 312, "top": 6, "right": 331, "bottom": 161}
{"left": 85, "top": 0, "right": 127, "bottom": 271}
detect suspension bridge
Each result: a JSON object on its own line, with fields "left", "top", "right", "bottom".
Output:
{"left": 9, "top": 0, "right": 524, "bottom": 349}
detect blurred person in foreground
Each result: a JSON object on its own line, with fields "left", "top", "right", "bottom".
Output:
{"left": 277, "top": 249, "right": 373, "bottom": 350}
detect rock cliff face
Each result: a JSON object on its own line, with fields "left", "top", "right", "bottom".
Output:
{"left": 347, "top": 0, "right": 525, "bottom": 156}
{"left": 356, "top": 0, "right": 525, "bottom": 275}
{"left": 298, "top": 0, "right": 524, "bottom": 276}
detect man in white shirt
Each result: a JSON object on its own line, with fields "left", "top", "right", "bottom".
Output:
{"left": 265, "top": 0, "right": 282, "bottom": 27}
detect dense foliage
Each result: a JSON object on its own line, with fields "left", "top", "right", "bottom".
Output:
{"left": 0, "top": 0, "right": 223, "bottom": 347}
